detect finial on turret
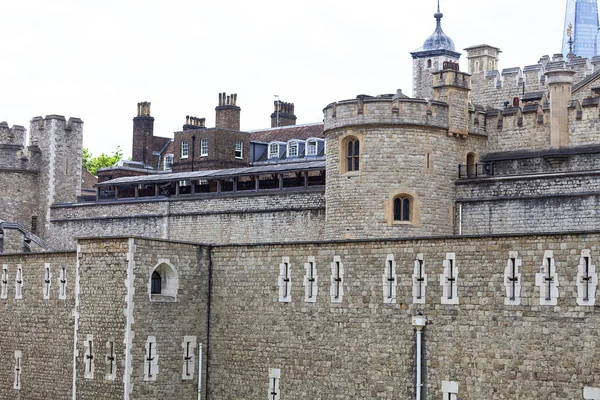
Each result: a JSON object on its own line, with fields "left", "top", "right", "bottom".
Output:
{"left": 434, "top": 0, "right": 443, "bottom": 21}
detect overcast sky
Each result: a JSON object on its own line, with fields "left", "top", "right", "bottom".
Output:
{"left": 1, "top": 0, "right": 566, "bottom": 156}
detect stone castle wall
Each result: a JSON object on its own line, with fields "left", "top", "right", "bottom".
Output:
{"left": 48, "top": 190, "right": 327, "bottom": 249}
{"left": 0, "top": 233, "right": 599, "bottom": 398}
{"left": 208, "top": 232, "right": 600, "bottom": 399}
{"left": 0, "top": 251, "right": 76, "bottom": 399}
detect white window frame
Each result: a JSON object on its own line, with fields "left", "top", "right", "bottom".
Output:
{"left": 278, "top": 257, "right": 291, "bottom": 303}
{"left": 15, "top": 265, "right": 23, "bottom": 300}
{"left": 412, "top": 254, "right": 427, "bottom": 304}
{"left": 330, "top": 256, "right": 344, "bottom": 303}
{"left": 269, "top": 143, "right": 279, "bottom": 159}
{"left": 144, "top": 336, "right": 159, "bottom": 381}
{"left": 442, "top": 380, "right": 459, "bottom": 400}
{"left": 181, "top": 140, "right": 189, "bottom": 159}
{"left": 576, "top": 249, "right": 597, "bottom": 306}
{"left": 303, "top": 256, "right": 318, "bottom": 303}
{"left": 382, "top": 254, "right": 397, "bottom": 304}
{"left": 105, "top": 339, "right": 117, "bottom": 381}
{"left": 14, "top": 350, "right": 22, "bottom": 390}
{"left": 287, "top": 141, "right": 298, "bottom": 157}
{"left": 43, "top": 263, "right": 51, "bottom": 300}
{"left": 306, "top": 139, "right": 317, "bottom": 156}
{"left": 58, "top": 265, "right": 67, "bottom": 300}
{"left": 235, "top": 141, "right": 243, "bottom": 159}
{"left": 163, "top": 154, "right": 174, "bottom": 171}
{"left": 504, "top": 251, "right": 522, "bottom": 306}
{"left": 181, "top": 336, "right": 197, "bottom": 380}
{"left": 200, "top": 138, "right": 209, "bottom": 157}
{"left": 535, "top": 250, "right": 559, "bottom": 306}
{"left": 268, "top": 368, "right": 281, "bottom": 400}
{"left": 1, "top": 264, "right": 8, "bottom": 300}
{"left": 440, "top": 253, "right": 458, "bottom": 305}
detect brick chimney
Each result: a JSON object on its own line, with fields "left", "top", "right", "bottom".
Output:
{"left": 132, "top": 102, "right": 154, "bottom": 165}
{"left": 183, "top": 116, "right": 206, "bottom": 131}
{"left": 215, "top": 93, "right": 241, "bottom": 131}
{"left": 271, "top": 101, "right": 297, "bottom": 128}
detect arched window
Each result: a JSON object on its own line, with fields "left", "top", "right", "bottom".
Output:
{"left": 427, "top": 59, "right": 432, "bottom": 69}
{"left": 269, "top": 143, "right": 279, "bottom": 159}
{"left": 151, "top": 271, "right": 161, "bottom": 294}
{"left": 393, "top": 197, "right": 411, "bottom": 222}
{"left": 346, "top": 139, "right": 360, "bottom": 172}
{"left": 287, "top": 141, "right": 298, "bottom": 157}
{"left": 149, "top": 260, "right": 179, "bottom": 301}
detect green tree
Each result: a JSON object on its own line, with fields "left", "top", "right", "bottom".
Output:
{"left": 82, "top": 146, "right": 123, "bottom": 175}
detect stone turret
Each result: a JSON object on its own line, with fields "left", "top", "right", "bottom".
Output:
{"left": 546, "top": 69, "right": 576, "bottom": 148}
{"left": 215, "top": 92, "right": 241, "bottom": 131}
{"left": 411, "top": 2, "right": 461, "bottom": 99}
{"left": 432, "top": 61, "right": 471, "bottom": 137}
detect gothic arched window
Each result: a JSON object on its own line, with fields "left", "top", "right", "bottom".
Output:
{"left": 393, "top": 196, "right": 412, "bottom": 222}
{"left": 346, "top": 138, "right": 360, "bottom": 172}
{"left": 151, "top": 271, "right": 161, "bottom": 294}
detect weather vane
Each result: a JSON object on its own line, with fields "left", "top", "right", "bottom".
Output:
{"left": 567, "top": 23, "right": 575, "bottom": 54}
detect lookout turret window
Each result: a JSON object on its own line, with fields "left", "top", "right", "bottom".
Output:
{"left": 151, "top": 271, "right": 161, "bottom": 295}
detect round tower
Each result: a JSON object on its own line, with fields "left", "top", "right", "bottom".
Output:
{"left": 323, "top": 70, "right": 486, "bottom": 241}
{"left": 410, "top": 1, "right": 460, "bottom": 99}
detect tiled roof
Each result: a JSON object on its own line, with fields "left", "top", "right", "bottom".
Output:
{"left": 248, "top": 123, "right": 324, "bottom": 143}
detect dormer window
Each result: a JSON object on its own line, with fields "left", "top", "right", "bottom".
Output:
{"left": 287, "top": 141, "right": 298, "bottom": 157}
{"left": 181, "top": 140, "right": 189, "bottom": 159}
{"left": 306, "top": 140, "right": 317, "bottom": 156}
{"left": 269, "top": 143, "right": 279, "bottom": 159}
{"left": 164, "top": 154, "right": 174, "bottom": 171}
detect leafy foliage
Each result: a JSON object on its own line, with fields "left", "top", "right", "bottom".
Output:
{"left": 82, "top": 146, "right": 123, "bottom": 175}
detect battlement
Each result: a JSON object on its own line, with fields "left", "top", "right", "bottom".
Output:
{"left": 0, "top": 122, "right": 26, "bottom": 147}
{"left": 29, "top": 115, "right": 83, "bottom": 147}
{"left": 323, "top": 93, "right": 449, "bottom": 132}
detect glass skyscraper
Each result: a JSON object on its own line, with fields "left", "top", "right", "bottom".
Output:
{"left": 563, "top": 0, "right": 600, "bottom": 59}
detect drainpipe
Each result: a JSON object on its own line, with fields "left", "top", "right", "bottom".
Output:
{"left": 412, "top": 315, "right": 427, "bottom": 400}
{"left": 458, "top": 203, "right": 463, "bottom": 236}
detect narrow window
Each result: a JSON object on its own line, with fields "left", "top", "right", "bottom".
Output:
{"left": 43, "top": 263, "right": 51, "bottom": 300}
{"left": 278, "top": 257, "right": 291, "bottom": 303}
{"left": 412, "top": 254, "right": 427, "bottom": 304}
{"left": 576, "top": 250, "right": 597, "bottom": 306}
{"left": 15, "top": 265, "right": 23, "bottom": 300}
{"left": 181, "top": 336, "right": 197, "bottom": 380}
{"left": 535, "top": 250, "right": 559, "bottom": 306}
{"left": 382, "top": 254, "right": 397, "bottom": 304}
{"left": 287, "top": 141, "right": 298, "bottom": 157}
{"left": 269, "top": 143, "right": 279, "bottom": 159}
{"left": 330, "top": 256, "right": 344, "bottom": 303}
{"left": 235, "top": 141, "right": 243, "bottom": 159}
{"left": 442, "top": 380, "right": 459, "bottom": 400}
{"left": 0, "top": 229, "right": 4, "bottom": 253}
{"left": 440, "top": 253, "right": 458, "bottom": 305}
{"left": 425, "top": 152, "right": 431, "bottom": 170}
{"left": 466, "top": 153, "right": 476, "bottom": 178}
{"left": 31, "top": 216, "right": 38, "bottom": 236}
{"left": 84, "top": 334, "right": 94, "bottom": 379}
{"left": 306, "top": 140, "right": 317, "bottom": 156}
{"left": 268, "top": 368, "right": 281, "bottom": 400}
{"left": 181, "top": 140, "right": 189, "bottom": 159}
{"left": 163, "top": 154, "right": 174, "bottom": 171}
{"left": 1, "top": 265, "right": 8, "bottom": 300}
{"left": 58, "top": 265, "right": 67, "bottom": 300}
{"left": 345, "top": 139, "right": 360, "bottom": 172}
{"left": 14, "top": 351, "right": 22, "bottom": 390}
{"left": 144, "top": 336, "right": 158, "bottom": 381}
{"left": 303, "top": 256, "right": 318, "bottom": 303}
{"left": 393, "top": 196, "right": 412, "bottom": 222}
{"left": 427, "top": 59, "right": 432, "bottom": 68}
{"left": 201, "top": 138, "right": 209, "bottom": 157}
{"left": 151, "top": 271, "right": 162, "bottom": 295}
{"left": 504, "top": 252, "right": 522, "bottom": 306}
{"left": 105, "top": 340, "right": 116, "bottom": 380}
